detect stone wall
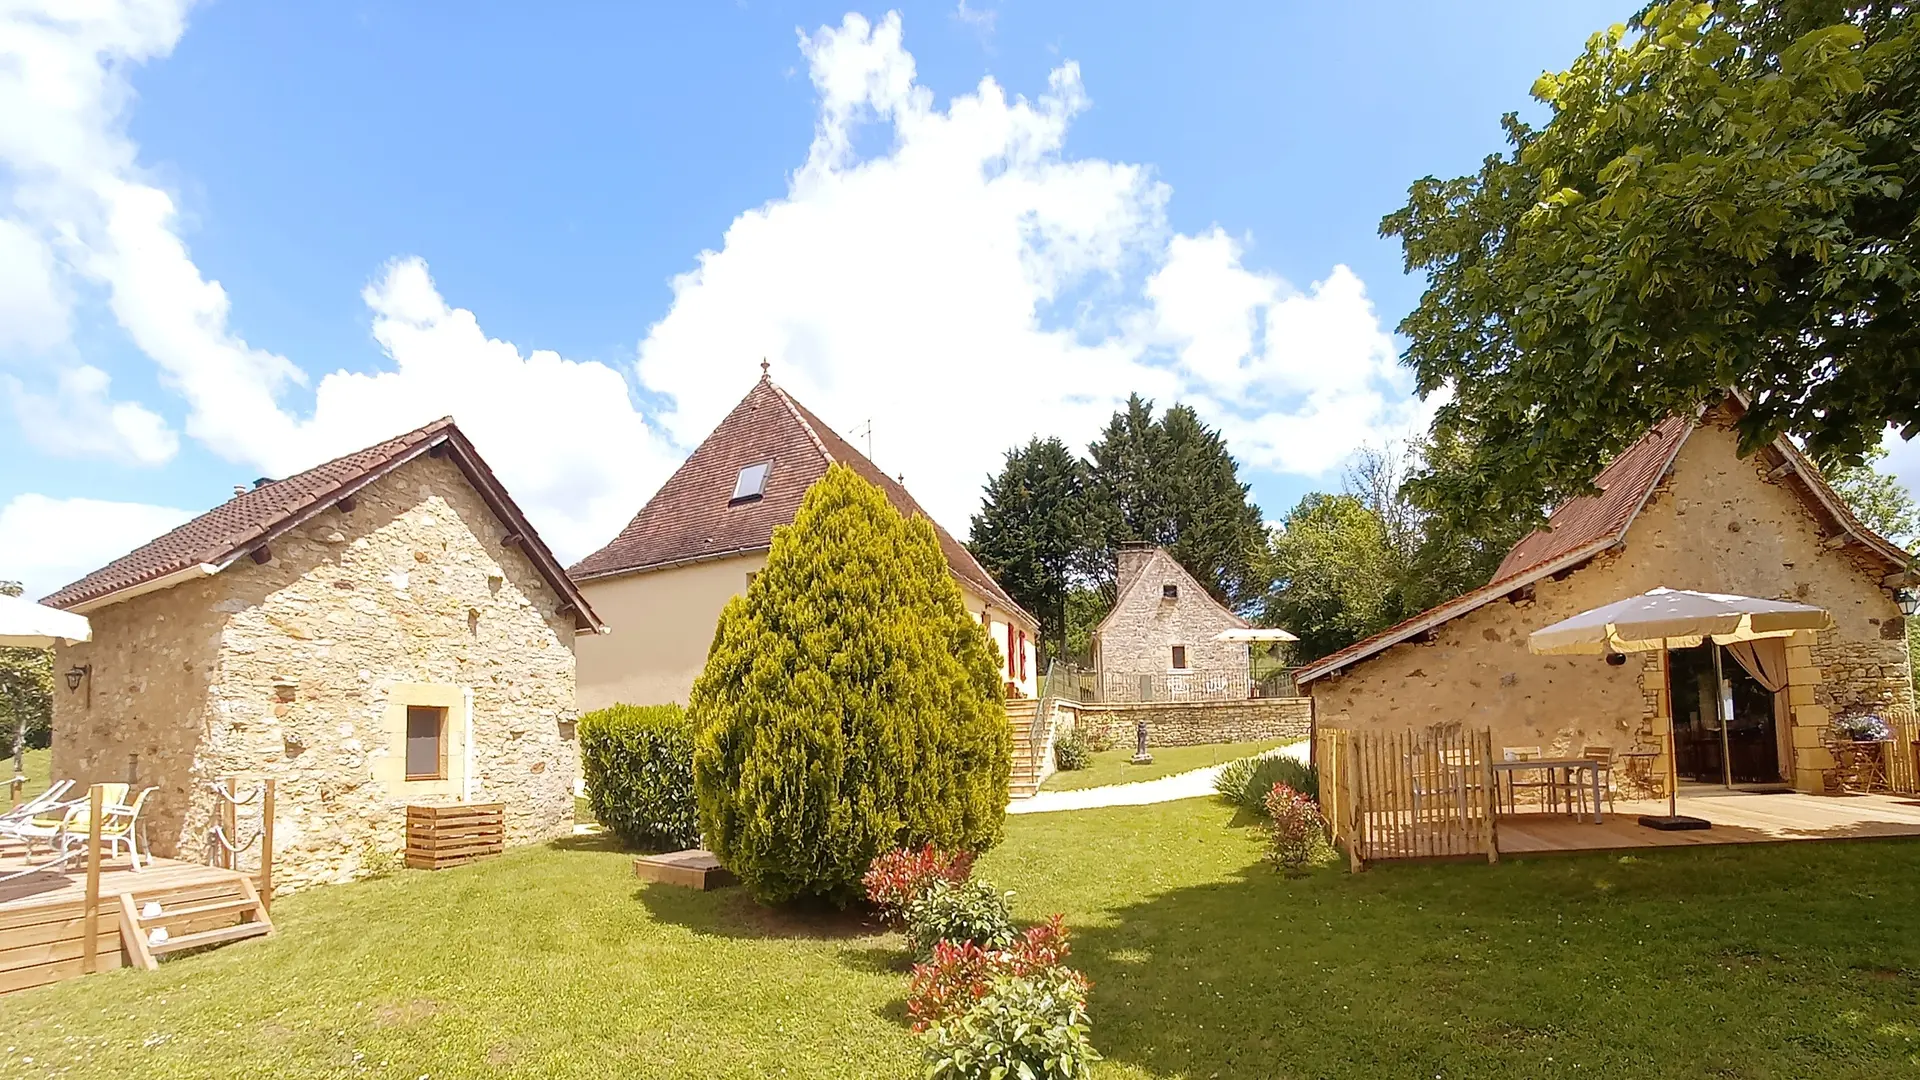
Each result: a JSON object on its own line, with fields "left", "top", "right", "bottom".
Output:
{"left": 1093, "top": 547, "right": 1249, "bottom": 688}
{"left": 1073, "top": 697, "right": 1312, "bottom": 748}
{"left": 1305, "top": 418, "right": 1913, "bottom": 793}
{"left": 53, "top": 453, "right": 580, "bottom": 892}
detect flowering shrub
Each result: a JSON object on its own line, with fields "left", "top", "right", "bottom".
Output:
{"left": 924, "top": 969, "right": 1100, "bottom": 1080}
{"left": 1832, "top": 712, "right": 1892, "bottom": 742}
{"left": 863, "top": 846, "right": 977, "bottom": 924}
{"left": 907, "top": 915, "right": 1082, "bottom": 1030}
{"left": 905, "top": 878, "right": 1016, "bottom": 957}
{"left": 1262, "top": 782, "right": 1324, "bottom": 872}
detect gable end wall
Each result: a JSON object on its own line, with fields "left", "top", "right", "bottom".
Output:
{"left": 1307, "top": 420, "right": 1911, "bottom": 790}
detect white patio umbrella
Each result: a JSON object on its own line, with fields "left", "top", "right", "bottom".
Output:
{"left": 1527, "top": 588, "right": 1832, "bottom": 828}
{"left": 0, "top": 593, "right": 90, "bottom": 648}
{"left": 1527, "top": 587, "right": 1830, "bottom": 656}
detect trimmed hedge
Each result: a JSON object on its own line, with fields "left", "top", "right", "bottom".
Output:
{"left": 1214, "top": 753, "right": 1318, "bottom": 812}
{"left": 578, "top": 703, "right": 699, "bottom": 850}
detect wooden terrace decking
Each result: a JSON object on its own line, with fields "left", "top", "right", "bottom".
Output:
{"left": 1494, "top": 789, "right": 1920, "bottom": 856}
{"left": 0, "top": 851, "right": 271, "bottom": 995}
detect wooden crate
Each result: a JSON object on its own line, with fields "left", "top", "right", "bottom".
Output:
{"left": 405, "top": 803, "right": 505, "bottom": 870}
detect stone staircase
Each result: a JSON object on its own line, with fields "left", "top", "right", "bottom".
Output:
{"left": 1007, "top": 698, "right": 1045, "bottom": 799}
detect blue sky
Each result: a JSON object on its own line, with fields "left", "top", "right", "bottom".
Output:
{"left": 23, "top": 0, "right": 1883, "bottom": 598}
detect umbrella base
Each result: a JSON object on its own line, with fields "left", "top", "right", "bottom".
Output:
{"left": 1638, "top": 814, "right": 1711, "bottom": 831}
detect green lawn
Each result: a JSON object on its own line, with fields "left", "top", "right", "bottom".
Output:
{"left": 1042, "top": 738, "right": 1287, "bottom": 791}
{"left": 6, "top": 798, "right": 1920, "bottom": 1077}
{"left": 7, "top": 745, "right": 49, "bottom": 801}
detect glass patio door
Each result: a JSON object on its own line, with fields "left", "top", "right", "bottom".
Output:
{"left": 1667, "top": 644, "right": 1785, "bottom": 787}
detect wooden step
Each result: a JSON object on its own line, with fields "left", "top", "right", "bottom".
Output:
{"left": 135, "top": 897, "right": 259, "bottom": 928}
{"left": 147, "top": 920, "right": 271, "bottom": 957}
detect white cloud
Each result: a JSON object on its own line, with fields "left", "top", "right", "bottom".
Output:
{"left": 4, "top": 364, "right": 177, "bottom": 464}
{"left": 0, "top": 493, "right": 193, "bottom": 600}
{"left": 636, "top": 12, "right": 1415, "bottom": 533}
{"left": 0, "top": 0, "right": 304, "bottom": 464}
{"left": 6, "top": 4, "right": 1424, "bottom": 564}
{"left": 289, "top": 257, "right": 681, "bottom": 561}
{"left": 0, "top": 218, "right": 69, "bottom": 351}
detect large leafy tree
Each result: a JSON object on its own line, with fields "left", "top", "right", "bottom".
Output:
{"left": 1383, "top": 0, "right": 1920, "bottom": 532}
{"left": 1084, "top": 395, "right": 1268, "bottom": 610}
{"left": 690, "top": 466, "right": 1009, "bottom": 906}
{"left": 968, "top": 437, "right": 1089, "bottom": 662}
{"left": 1257, "top": 495, "right": 1401, "bottom": 662}
{"left": 1823, "top": 445, "right": 1920, "bottom": 545}
{"left": 1, "top": 581, "right": 53, "bottom": 779}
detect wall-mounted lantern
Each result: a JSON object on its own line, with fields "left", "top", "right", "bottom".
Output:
{"left": 64, "top": 664, "right": 90, "bottom": 692}
{"left": 1896, "top": 586, "right": 1920, "bottom": 618}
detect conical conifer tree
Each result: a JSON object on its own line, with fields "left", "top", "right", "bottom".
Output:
{"left": 690, "top": 464, "right": 1011, "bottom": 905}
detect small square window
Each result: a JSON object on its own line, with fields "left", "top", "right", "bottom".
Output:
{"left": 731, "top": 462, "right": 772, "bottom": 502}
{"left": 1171, "top": 645, "right": 1188, "bottom": 670}
{"left": 1162, "top": 583, "right": 1179, "bottom": 599}
{"left": 406, "top": 705, "right": 447, "bottom": 780}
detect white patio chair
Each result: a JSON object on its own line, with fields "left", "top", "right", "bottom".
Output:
{"left": 57, "top": 786, "right": 155, "bottom": 871}
{"left": 1, "top": 778, "right": 76, "bottom": 829}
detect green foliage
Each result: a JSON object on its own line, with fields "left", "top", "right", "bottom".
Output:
{"left": 0, "top": 581, "right": 53, "bottom": 768}
{"left": 968, "top": 437, "right": 1090, "bottom": 662}
{"left": 1822, "top": 445, "right": 1920, "bottom": 546}
{"left": 1262, "top": 783, "right": 1325, "bottom": 872}
{"left": 690, "top": 465, "right": 1011, "bottom": 906}
{"left": 905, "top": 878, "right": 1016, "bottom": 958}
{"left": 1084, "top": 395, "right": 1268, "bottom": 611}
{"left": 1052, "top": 733, "right": 1091, "bottom": 772}
{"left": 1214, "top": 754, "right": 1318, "bottom": 811}
{"left": 577, "top": 703, "right": 698, "bottom": 850}
{"left": 924, "top": 970, "right": 1100, "bottom": 1080}
{"left": 1258, "top": 494, "right": 1400, "bottom": 661}
{"left": 1382, "top": 1, "right": 1920, "bottom": 535}
{"left": 1257, "top": 440, "right": 1528, "bottom": 661}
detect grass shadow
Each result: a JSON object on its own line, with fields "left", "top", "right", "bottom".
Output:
{"left": 635, "top": 881, "right": 885, "bottom": 942}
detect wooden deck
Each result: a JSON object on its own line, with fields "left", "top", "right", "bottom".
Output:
{"left": 0, "top": 851, "right": 271, "bottom": 995}
{"left": 1494, "top": 788, "right": 1920, "bottom": 856}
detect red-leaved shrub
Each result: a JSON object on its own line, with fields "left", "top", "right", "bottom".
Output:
{"left": 1263, "top": 782, "right": 1324, "bottom": 871}
{"left": 863, "top": 845, "right": 976, "bottom": 923}
{"left": 906, "top": 914, "right": 1089, "bottom": 1032}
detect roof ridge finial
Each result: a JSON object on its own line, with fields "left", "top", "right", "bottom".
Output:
{"left": 759, "top": 357, "right": 770, "bottom": 379}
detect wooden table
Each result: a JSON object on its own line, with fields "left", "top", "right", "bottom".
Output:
{"left": 1492, "top": 759, "right": 1604, "bottom": 824}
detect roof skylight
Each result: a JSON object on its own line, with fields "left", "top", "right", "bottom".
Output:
{"left": 731, "top": 461, "right": 771, "bottom": 502}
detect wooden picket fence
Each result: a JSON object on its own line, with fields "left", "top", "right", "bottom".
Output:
{"left": 1885, "top": 706, "right": 1920, "bottom": 795}
{"left": 1315, "top": 727, "right": 1499, "bottom": 870}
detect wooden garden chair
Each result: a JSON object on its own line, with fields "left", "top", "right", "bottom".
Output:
{"left": 1501, "top": 746, "right": 1554, "bottom": 813}
{"left": 1577, "top": 745, "right": 1616, "bottom": 816}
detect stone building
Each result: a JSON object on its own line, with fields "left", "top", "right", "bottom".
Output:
{"left": 43, "top": 419, "right": 603, "bottom": 891}
{"left": 571, "top": 369, "right": 1039, "bottom": 710}
{"left": 1090, "top": 545, "right": 1287, "bottom": 701}
{"left": 1299, "top": 395, "right": 1916, "bottom": 795}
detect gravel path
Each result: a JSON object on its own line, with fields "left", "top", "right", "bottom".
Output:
{"left": 1008, "top": 740, "right": 1308, "bottom": 815}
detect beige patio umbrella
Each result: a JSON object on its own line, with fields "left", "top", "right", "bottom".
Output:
{"left": 1527, "top": 588, "right": 1832, "bottom": 827}
{"left": 1528, "top": 587, "right": 1830, "bottom": 656}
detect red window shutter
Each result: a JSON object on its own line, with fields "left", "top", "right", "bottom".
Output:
{"left": 1005, "top": 624, "right": 1015, "bottom": 678}
{"left": 1018, "top": 631, "right": 1028, "bottom": 681}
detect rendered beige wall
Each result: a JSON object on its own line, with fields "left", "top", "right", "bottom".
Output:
{"left": 575, "top": 553, "right": 767, "bottom": 710}
{"left": 1307, "top": 419, "right": 1911, "bottom": 794}
{"left": 53, "top": 454, "right": 580, "bottom": 891}
{"left": 578, "top": 554, "right": 1039, "bottom": 709}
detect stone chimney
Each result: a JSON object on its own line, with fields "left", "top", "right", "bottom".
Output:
{"left": 1115, "top": 542, "right": 1156, "bottom": 595}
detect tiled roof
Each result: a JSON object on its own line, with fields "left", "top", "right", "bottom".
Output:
{"left": 1297, "top": 396, "right": 1911, "bottom": 685}
{"left": 569, "top": 376, "right": 1036, "bottom": 628}
{"left": 1490, "top": 417, "right": 1691, "bottom": 580}
{"left": 43, "top": 418, "right": 604, "bottom": 632}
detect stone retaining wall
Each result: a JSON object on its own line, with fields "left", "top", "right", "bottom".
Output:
{"left": 1072, "top": 697, "right": 1312, "bottom": 748}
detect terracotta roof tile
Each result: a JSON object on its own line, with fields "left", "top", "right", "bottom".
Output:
{"left": 43, "top": 418, "right": 603, "bottom": 632}
{"left": 569, "top": 376, "right": 1035, "bottom": 627}
{"left": 1490, "top": 417, "right": 1691, "bottom": 580}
